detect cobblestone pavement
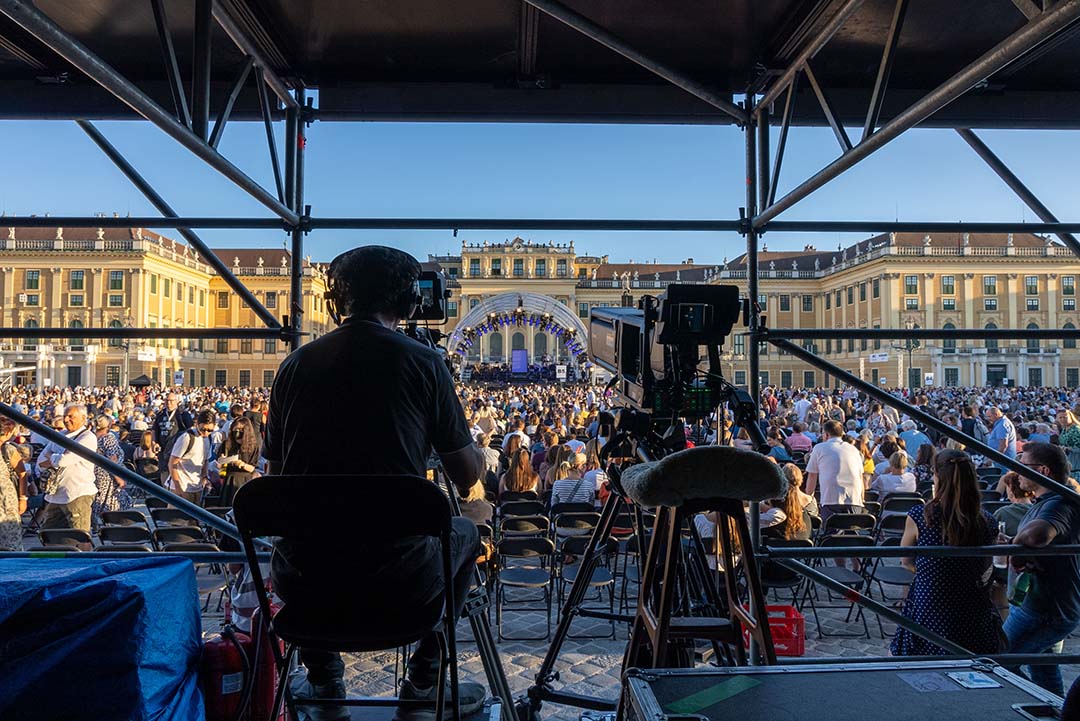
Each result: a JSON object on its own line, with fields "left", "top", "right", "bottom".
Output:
{"left": 197, "top": 564, "right": 1080, "bottom": 721}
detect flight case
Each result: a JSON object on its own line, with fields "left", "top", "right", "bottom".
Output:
{"left": 622, "top": 660, "right": 1061, "bottom": 721}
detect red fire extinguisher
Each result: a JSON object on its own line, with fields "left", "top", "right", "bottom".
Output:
{"left": 201, "top": 625, "right": 255, "bottom": 721}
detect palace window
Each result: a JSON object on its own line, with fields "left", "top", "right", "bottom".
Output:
{"left": 1025, "top": 275, "right": 1039, "bottom": 295}
{"left": 265, "top": 291, "right": 277, "bottom": 309}
{"left": 25, "top": 270, "right": 39, "bottom": 290}
{"left": 1027, "top": 298, "right": 1040, "bottom": 311}
{"left": 70, "top": 270, "right": 84, "bottom": 290}
{"left": 70, "top": 294, "right": 84, "bottom": 307}
{"left": 469, "top": 259, "right": 481, "bottom": 277}
{"left": 941, "top": 275, "right": 955, "bottom": 295}
{"left": 984, "top": 276, "right": 997, "bottom": 295}
{"left": 1064, "top": 276, "right": 1076, "bottom": 296}
{"left": 904, "top": 275, "right": 918, "bottom": 295}
{"left": 779, "top": 295, "right": 790, "bottom": 312}
{"left": 943, "top": 298, "right": 956, "bottom": 311}
{"left": 535, "top": 259, "right": 547, "bottom": 277}
{"left": 557, "top": 259, "right": 568, "bottom": 277}
{"left": 802, "top": 295, "right": 813, "bottom": 312}
{"left": 109, "top": 270, "right": 124, "bottom": 290}
{"left": 218, "top": 291, "right": 230, "bottom": 308}
{"left": 872, "top": 278, "right": 880, "bottom": 298}
{"left": 984, "top": 298, "right": 997, "bottom": 311}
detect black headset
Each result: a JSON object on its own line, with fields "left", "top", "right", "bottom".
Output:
{"left": 324, "top": 250, "right": 422, "bottom": 325}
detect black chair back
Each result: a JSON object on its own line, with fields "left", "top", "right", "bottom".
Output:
{"left": 150, "top": 508, "right": 201, "bottom": 528}
{"left": 153, "top": 526, "right": 206, "bottom": 546}
{"left": 99, "top": 526, "right": 153, "bottom": 545}
{"left": 38, "top": 529, "right": 93, "bottom": 549}
{"left": 880, "top": 497, "right": 924, "bottom": 516}
{"left": 550, "top": 502, "right": 595, "bottom": 517}
{"left": 822, "top": 513, "right": 876, "bottom": 535}
{"left": 101, "top": 510, "right": 149, "bottom": 527}
{"left": 500, "top": 500, "right": 546, "bottom": 517}
{"left": 500, "top": 490, "right": 539, "bottom": 503}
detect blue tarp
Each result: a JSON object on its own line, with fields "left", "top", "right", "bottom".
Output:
{"left": 0, "top": 556, "right": 205, "bottom": 721}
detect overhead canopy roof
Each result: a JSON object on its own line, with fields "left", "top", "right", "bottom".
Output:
{"left": 1, "top": 0, "right": 1079, "bottom": 126}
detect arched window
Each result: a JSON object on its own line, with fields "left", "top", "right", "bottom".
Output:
{"left": 69, "top": 319, "right": 85, "bottom": 351}
{"left": 1065, "top": 322, "right": 1076, "bottom": 350}
{"left": 534, "top": 332, "right": 548, "bottom": 359}
{"left": 1027, "top": 322, "right": 1040, "bottom": 353}
{"left": 511, "top": 332, "right": 526, "bottom": 351}
{"left": 942, "top": 322, "right": 956, "bottom": 353}
{"left": 108, "top": 319, "right": 123, "bottom": 348}
{"left": 489, "top": 332, "right": 503, "bottom": 361}
{"left": 985, "top": 322, "right": 998, "bottom": 352}
{"left": 23, "top": 318, "right": 38, "bottom": 351}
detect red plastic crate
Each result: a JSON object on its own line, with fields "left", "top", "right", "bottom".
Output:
{"left": 742, "top": 604, "right": 806, "bottom": 657}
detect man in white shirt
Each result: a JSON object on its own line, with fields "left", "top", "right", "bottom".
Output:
{"left": 805, "top": 420, "right": 866, "bottom": 518}
{"left": 793, "top": 392, "right": 812, "bottom": 424}
{"left": 167, "top": 410, "right": 216, "bottom": 505}
{"left": 38, "top": 404, "right": 98, "bottom": 531}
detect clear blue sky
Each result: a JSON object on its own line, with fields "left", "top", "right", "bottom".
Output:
{"left": 1, "top": 116, "right": 1077, "bottom": 264}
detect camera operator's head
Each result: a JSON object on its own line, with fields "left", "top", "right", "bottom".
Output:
{"left": 325, "top": 245, "right": 422, "bottom": 327}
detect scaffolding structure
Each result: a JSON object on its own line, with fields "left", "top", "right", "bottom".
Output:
{"left": 2, "top": 0, "right": 1080, "bottom": 705}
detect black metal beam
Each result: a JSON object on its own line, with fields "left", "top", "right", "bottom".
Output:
{"left": 0, "top": 327, "right": 286, "bottom": 339}
{"left": 757, "top": 103, "right": 771, "bottom": 212}
{"left": 769, "top": 337, "right": 1080, "bottom": 504}
{"left": 756, "top": 0, "right": 868, "bottom": 113}
{"left": 209, "top": 57, "right": 253, "bottom": 149}
{"left": 149, "top": 0, "right": 191, "bottom": 128}
{"left": 759, "top": 327, "right": 1080, "bottom": 340}
{"left": 77, "top": 121, "right": 283, "bottom": 330}
{"left": 763, "top": 220, "right": 1080, "bottom": 233}
{"left": 520, "top": 0, "right": 746, "bottom": 123}
{"left": 768, "top": 74, "right": 799, "bottom": 209}
{"left": 191, "top": 0, "right": 213, "bottom": 140}
{"left": 518, "top": 1, "right": 541, "bottom": 78}
{"left": 804, "top": 61, "right": 852, "bottom": 151}
{"left": 289, "top": 88, "right": 307, "bottom": 352}
{"left": 863, "top": 0, "right": 909, "bottom": 141}
{"left": 212, "top": 1, "right": 297, "bottom": 110}
{"left": 0, "top": 0, "right": 298, "bottom": 224}
{"left": 255, "top": 67, "right": 285, "bottom": 204}
{"left": 755, "top": 0, "right": 1080, "bottom": 228}
{"left": 956, "top": 128, "right": 1080, "bottom": 260}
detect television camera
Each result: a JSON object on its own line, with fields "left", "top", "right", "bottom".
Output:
{"left": 402, "top": 270, "right": 454, "bottom": 369}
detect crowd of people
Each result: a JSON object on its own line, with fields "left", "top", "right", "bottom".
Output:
{"left": 462, "top": 361, "right": 580, "bottom": 384}
{"left": 2, "top": 378, "right": 1079, "bottom": 697}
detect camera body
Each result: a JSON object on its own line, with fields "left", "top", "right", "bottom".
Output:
{"left": 588, "top": 284, "right": 742, "bottom": 418}
{"left": 411, "top": 270, "right": 451, "bottom": 323}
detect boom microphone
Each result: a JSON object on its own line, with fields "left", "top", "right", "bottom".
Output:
{"left": 620, "top": 445, "right": 787, "bottom": 507}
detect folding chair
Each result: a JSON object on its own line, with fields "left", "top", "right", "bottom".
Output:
{"left": 821, "top": 513, "right": 877, "bottom": 537}
{"left": 552, "top": 511, "right": 601, "bottom": 542}
{"left": 556, "top": 535, "right": 617, "bottom": 640}
{"left": 499, "top": 515, "right": 549, "bottom": 538}
{"left": 99, "top": 525, "right": 153, "bottom": 547}
{"left": 150, "top": 507, "right": 200, "bottom": 528}
{"left": 981, "top": 489, "right": 1004, "bottom": 503}
{"left": 983, "top": 500, "right": 1011, "bottom": 516}
{"left": 863, "top": 501, "right": 882, "bottom": 518}
{"left": 760, "top": 538, "right": 813, "bottom": 607}
{"left": 145, "top": 496, "right": 169, "bottom": 511}
{"left": 153, "top": 526, "right": 206, "bottom": 548}
{"left": 101, "top": 510, "right": 150, "bottom": 528}
{"left": 94, "top": 544, "right": 153, "bottom": 553}
{"left": 495, "top": 536, "right": 555, "bottom": 641}
{"left": 878, "top": 497, "right": 924, "bottom": 526}
{"left": 499, "top": 500, "right": 545, "bottom": 519}
{"left": 864, "top": 537, "right": 914, "bottom": 638}
{"left": 38, "top": 528, "right": 93, "bottom": 551}
{"left": 875, "top": 513, "right": 909, "bottom": 541}
{"left": 498, "top": 491, "right": 538, "bottom": 503}
{"left": 801, "top": 534, "right": 873, "bottom": 639}
{"left": 233, "top": 474, "right": 465, "bottom": 721}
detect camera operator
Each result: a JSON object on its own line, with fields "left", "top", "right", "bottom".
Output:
{"left": 264, "top": 246, "right": 485, "bottom": 720}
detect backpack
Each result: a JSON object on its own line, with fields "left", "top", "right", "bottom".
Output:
{"left": 164, "top": 429, "right": 197, "bottom": 464}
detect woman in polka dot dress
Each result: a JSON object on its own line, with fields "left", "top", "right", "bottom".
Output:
{"left": 892, "top": 449, "right": 1003, "bottom": 656}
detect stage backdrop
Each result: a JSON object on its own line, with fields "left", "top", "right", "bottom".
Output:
{"left": 511, "top": 349, "right": 528, "bottom": 374}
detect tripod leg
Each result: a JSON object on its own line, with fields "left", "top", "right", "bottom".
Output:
{"left": 529, "top": 494, "right": 624, "bottom": 694}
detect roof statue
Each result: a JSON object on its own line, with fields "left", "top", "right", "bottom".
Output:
{"left": 96, "top": 228, "right": 104, "bottom": 241}
{"left": 55, "top": 227, "right": 63, "bottom": 240}
{"left": 923, "top": 234, "right": 932, "bottom": 246}
{"left": 233, "top": 257, "right": 240, "bottom": 267}
{"left": 1008, "top": 233, "right": 1015, "bottom": 246}
{"left": 964, "top": 232, "right": 971, "bottom": 246}
{"left": 633, "top": 270, "right": 639, "bottom": 281}
{"left": 769, "top": 261, "right": 775, "bottom": 271}
{"left": 257, "top": 256, "right": 265, "bottom": 267}
{"left": 590, "top": 268, "right": 596, "bottom": 280}
{"left": 7, "top": 227, "right": 14, "bottom": 240}
{"left": 655, "top": 272, "right": 660, "bottom": 281}
{"left": 281, "top": 256, "right": 288, "bottom": 268}
{"left": 814, "top": 257, "right": 820, "bottom": 270}
{"left": 792, "top": 259, "right": 798, "bottom": 270}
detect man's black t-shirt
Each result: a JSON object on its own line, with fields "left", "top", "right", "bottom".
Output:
{"left": 265, "top": 319, "right": 472, "bottom": 475}
{"left": 265, "top": 319, "right": 473, "bottom": 604}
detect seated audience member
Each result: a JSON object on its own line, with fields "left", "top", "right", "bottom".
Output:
{"left": 892, "top": 450, "right": 1001, "bottom": 657}
{"left": 782, "top": 463, "right": 820, "bottom": 519}
{"left": 786, "top": 422, "right": 813, "bottom": 453}
{"left": 912, "top": 443, "right": 936, "bottom": 487}
{"left": 872, "top": 452, "right": 917, "bottom": 496}
{"left": 459, "top": 479, "right": 493, "bottom": 526}
{"left": 765, "top": 427, "right": 793, "bottom": 463}
{"left": 760, "top": 475, "right": 812, "bottom": 541}
{"left": 498, "top": 446, "right": 540, "bottom": 499}
{"left": 994, "top": 471, "right": 1036, "bottom": 537}
{"left": 550, "top": 453, "right": 594, "bottom": 506}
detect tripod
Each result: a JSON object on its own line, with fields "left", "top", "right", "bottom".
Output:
{"left": 437, "top": 469, "right": 520, "bottom": 721}
{"left": 519, "top": 426, "right": 737, "bottom": 721}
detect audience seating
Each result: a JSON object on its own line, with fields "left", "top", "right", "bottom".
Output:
{"left": 101, "top": 510, "right": 150, "bottom": 528}
{"left": 99, "top": 525, "right": 153, "bottom": 546}
{"left": 555, "top": 535, "right": 617, "bottom": 640}
{"left": 38, "top": 528, "right": 93, "bottom": 551}
{"left": 802, "top": 534, "right": 873, "bottom": 639}
{"left": 495, "top": 537, "right": 555, "bottom": 641}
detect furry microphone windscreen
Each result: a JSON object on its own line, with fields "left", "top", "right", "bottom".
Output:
{"left": 621, "top": 446, "right": 788, "bottom": 507}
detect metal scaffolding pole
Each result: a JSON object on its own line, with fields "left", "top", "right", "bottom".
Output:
{"left": 956, "top": 127, "right": 1080, "bottom": 258}
{"left": 76, "top": 120, "right": 283, "bottom": 331}
{"left": 289, "top": 90, "right": 307, "bottom": 351}
{"left": 211, "top": 2, "right": 298, "bottom": 110}
{"left": 191, "top": 0, "right": 213, "bottom": 140}
{"left": 521, "top": 0, "right": 746, "bottom": 123}
{"left": 755, "top": 0, "right": 1080, "bottom": 228}
{"left": 756, "top": 0, "right": 868, "bottom": 112}
{"left": 768, "top": 337, "right": 1080, "bottom": 504}
{"left": 0, "top": 0, "right": 299, "bottom": 224}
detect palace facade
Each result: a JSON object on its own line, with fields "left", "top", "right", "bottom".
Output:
{"left": 1, "top": 224, "right": 1077, "bottom": 389}
{"left": 0, "top": 222, "right": 331, "bottom": 388}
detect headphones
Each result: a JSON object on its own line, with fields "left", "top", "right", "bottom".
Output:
{"left": 325, "top": 250, "right": 422, "bottom": 325}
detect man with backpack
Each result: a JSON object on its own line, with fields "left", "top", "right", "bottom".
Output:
{"left": 166, "top": 410, "right": 216, "bottom": 505}
{"left": 154, "top": 392, "right": 192, "bottom": 485}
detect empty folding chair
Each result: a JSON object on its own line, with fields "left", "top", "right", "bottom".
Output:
{"left": 556, "top": 535, "right": 617, "bottom": 640}
{"left": 99, "top": 525, "right": 153, "bottom": 547}
{"left": 802, "top": 534, "right": 873, "bottom": 639}
{"left": 821, "top": 513, "right": 877, "bottom": 537}
{"left": 153, "top": 526, "right": 206, "bottom": 548}
{"left": 145, "top": 496, "right": 169, "bottom": 511}
{"left": 94, "top": 544, "right": 153, "bottom": 553}
{"left": 101, "top": 510, "right": 150, "bottom": 528}
{"left": 760, "top": 538, "right": 813, "bottom": 608}
{"left": 876, "top": 513, "right": 909, "bottom": 541}
{"left": 498, "top": 491, "right": 538, "bottom": 503}
{"left": 150, "top": 508, "right": 200, "bottom": 528}
{"left": 864, "top": 537, "right": 915, "bottom": 638}
{"left": 38, "top": 528, "right": 93, "bottom": 551}
{"left": 500, "top": 515, "right": 550, "bottom": 538}
{"left": 495, "top": 537, "right": 555, "bottom": 641}
{"left": 499, "top": 500, "right": 546, "bottom": 520}
{"left": 552, "top": 511, "right": 600, "bottom": 542}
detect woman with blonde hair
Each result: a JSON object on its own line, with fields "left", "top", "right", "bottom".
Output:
{"left": 544, "top": 444, "right": 574, "bottom": 488}
{"left": 760, "top": 474, "right": 811, "bottom": 541}
{"left": 499, "top": 446, "right": 540, "bottom": 498}
{"left": 781, "top": 463, "right": 819, "bottom": 518}
{"left": 871, "top": 451, "right": 917, "bottom": 496}
{"left": 892, "top": 449, "right": 1000, "bottom": 656}
{"left": 1056, "top": 409, "right": 1080, "bottom": 470}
